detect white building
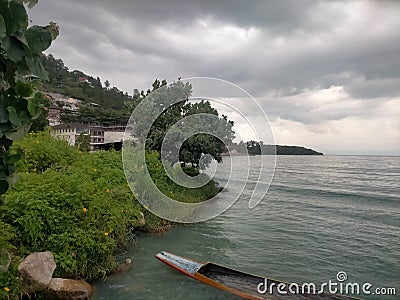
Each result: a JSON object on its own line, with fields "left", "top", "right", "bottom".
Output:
{"left": 52, "top": 123, "right": 89, "bottom": 146}
{"left": 52, "top": 123, "right": 125, "bottom": 150}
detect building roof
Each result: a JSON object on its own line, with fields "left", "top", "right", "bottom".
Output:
{"left": 52, "top": 123, "right": 127, "bottom": 131}
{"left": 52, "top": 123, "right": 88, "bottom": 130}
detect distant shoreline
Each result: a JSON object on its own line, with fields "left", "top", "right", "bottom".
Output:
{"left": 223, "top": 153, "right": 400, "bottom": 157}
{"left": 225, "top": 144, "right": 323, "bottom": 156}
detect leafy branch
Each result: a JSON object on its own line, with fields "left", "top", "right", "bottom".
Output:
{"left": 0, "top": 0, "right": 58, "bottom": 197}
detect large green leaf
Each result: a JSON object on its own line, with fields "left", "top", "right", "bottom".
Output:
{"left": 27, "top": 98, "right": 38, "bottom": 119}
{"left": 7, "top": 106, "right": 21, "bottom": 126}
{"left": 27, "top": 92, "right": 46, "bottom": 119}
{"left": 2, "top": 36, "right": 25, "bottom": 63}
{"left": 26, "top": 25, "right": 52, "bottom": 55}
{"left": 5, "top": 153, "right": 21, "bottom": 164}
{"left": 0, "top": 15, "right": 6, "bottom": 39}
{"left": 15, "top": 81, "right": 33, "bottom": 97}
{"left": 4, "top": 123, "right": 31, "bottom": 140}
{"left": 0, "top": 135, "right": 13, "bottom": 148}
{"left": 13, "top": 29, "right": 30, "bottom": 47}
{"left": 0, "top": 180, "right": 9, "bottom": 195}
{"left": 18, "top": 109, "right": 30, "bottom": 124}
{"left": 0, "top": 106, "right": 8, "bottom": 123}
{"left": 25, "top": 56, "right": 48, "bottom": 80}
{"left": 0, "top": 170, "right": 7, "bottom": 180}
{"left": 3, "top": 0, "right": 28, "bottom": 34}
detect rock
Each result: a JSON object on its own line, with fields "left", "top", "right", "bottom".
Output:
{"left": 114, "top": 258, "right": 132, "bottom": 273}
{"left": 45, "top": 278, "right": 93, "bottom": 300}
{"left": 18, "top": 251, "right": 56, "bottom": 293}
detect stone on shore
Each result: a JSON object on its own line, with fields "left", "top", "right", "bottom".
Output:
{"left": 114, "top": 258, "right": 132, "bottom": 273}
{"left": 18, "top": 251, "right": 56, "bottom": 293}
{"left": 45, "top": 278, "right": 93, "bottom": 300}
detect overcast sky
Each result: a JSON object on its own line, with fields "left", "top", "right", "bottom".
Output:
{"left": 29, "top": 0, "right": 400, "bottom": 155}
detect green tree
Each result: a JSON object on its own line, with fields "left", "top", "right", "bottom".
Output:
{"left": 0, "top": 0, "right": 58, "bottom": 196}
{"left": 178, "top": 101, "right": 234, "bottom": 168}
{"left": 246, "top": 140, "right": 261, "bottom": 155}
{"left": 144, "top": 80, "right": 192, "bottom": 152}
{"left": 142, "top": 81, "right": 235, "bottom": 169}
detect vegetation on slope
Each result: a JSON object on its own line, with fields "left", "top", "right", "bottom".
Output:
{"left": 0, "top": 131, "right": 220, "bottom": 298}
{"left": 41, "top": 54, "right": 138, "bottom": 110}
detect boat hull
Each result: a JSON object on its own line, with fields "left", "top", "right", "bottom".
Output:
{"left": 156, "top": 251, "right": 358, "bottom": 300}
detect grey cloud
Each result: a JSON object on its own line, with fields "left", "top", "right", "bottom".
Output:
{"left": 344, "top": 77, "right": 400, "bottom": 99}
{"left": 58, "top": 0, "right": 317, "bottom": 32}
{"left": 28, "top": 0, "right": 400, "bottom": 98}
{"left": 26, "top": 0, "right": 400, "bottom": 154}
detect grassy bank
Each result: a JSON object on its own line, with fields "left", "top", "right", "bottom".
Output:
{"left": 0, "top": 131, "right": 220, "bottom": 299}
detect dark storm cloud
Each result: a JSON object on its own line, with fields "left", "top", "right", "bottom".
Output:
{"left": 53, "top": 0, "right": 316, "bottom": 32}
{"left": 28, "top": 0, "right": 400, "bottom": 98}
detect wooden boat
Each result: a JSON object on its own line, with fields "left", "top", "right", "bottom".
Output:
{"left": 155, "top": 251, "right": 358, "bottom": 300}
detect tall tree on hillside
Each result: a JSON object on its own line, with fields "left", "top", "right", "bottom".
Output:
{"left": 96, "top": 77, "right": 102, "bottom": 88}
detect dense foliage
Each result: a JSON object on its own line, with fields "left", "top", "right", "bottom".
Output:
{"left": 0, "top": 131, "right": 220, "bottom": 297}
{"left": 14, "top": 130, "right": 77, "bottom": 173}
{"left": 0, "top": 0, "right": 58, "bottom": 197}
{"left": 60, "top": 105, "right": 132, "bottom": 126}
{"left": 139, "top": 80, "right": 235, "bottom": 169}
{"left": 41, "top": 54, "right": 138, "bottom": 110}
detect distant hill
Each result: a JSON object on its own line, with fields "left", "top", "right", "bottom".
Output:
{"left": 40, "top": 54, "right": 158, "bottom": 125}
{"left": 228, "top": 141, "right": 323, "bottom": 155}
{"left": 273, "top": 145, "right": 323, "bottom": 155}
{"left": 40, "top": 54, "right": 139, "bottom": 110}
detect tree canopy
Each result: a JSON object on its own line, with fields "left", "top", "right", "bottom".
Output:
{"left": 141, "top": 80, "right": 235, "bottom": 169}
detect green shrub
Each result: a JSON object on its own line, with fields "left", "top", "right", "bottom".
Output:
{"left": 145, "top": 150, "right": 220, "bottom": 203}
{"left": 0, "top": 222, "right": 20, "bottom": 300}
{"left": 1, "top": 131, "right": 220, "bottom": 286}
{"left": 2, "top": 132, "right": 145, "bottom": 280}
{"left": 2, "top": 161, "right": 143, "bottom": 280}
{"left": 12, "top": 130, "right": 77, "bottom": 173}
{"left": 0, "top": 262, "right": 22, "bottom": 300}
{"left": 0, "top": 221, "right": 14, "bottom": 263}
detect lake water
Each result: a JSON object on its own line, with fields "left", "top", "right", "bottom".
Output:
{"left": 93, "top": 156, "right": 399, "bottom": 300}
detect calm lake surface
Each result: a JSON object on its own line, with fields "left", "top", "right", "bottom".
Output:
{"left": 93, "top": 156, "right": 399, "bottom": 300}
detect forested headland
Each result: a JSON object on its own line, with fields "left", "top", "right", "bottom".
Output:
{"left": 229, "top": 141, "right": 323, "bottom": 155}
